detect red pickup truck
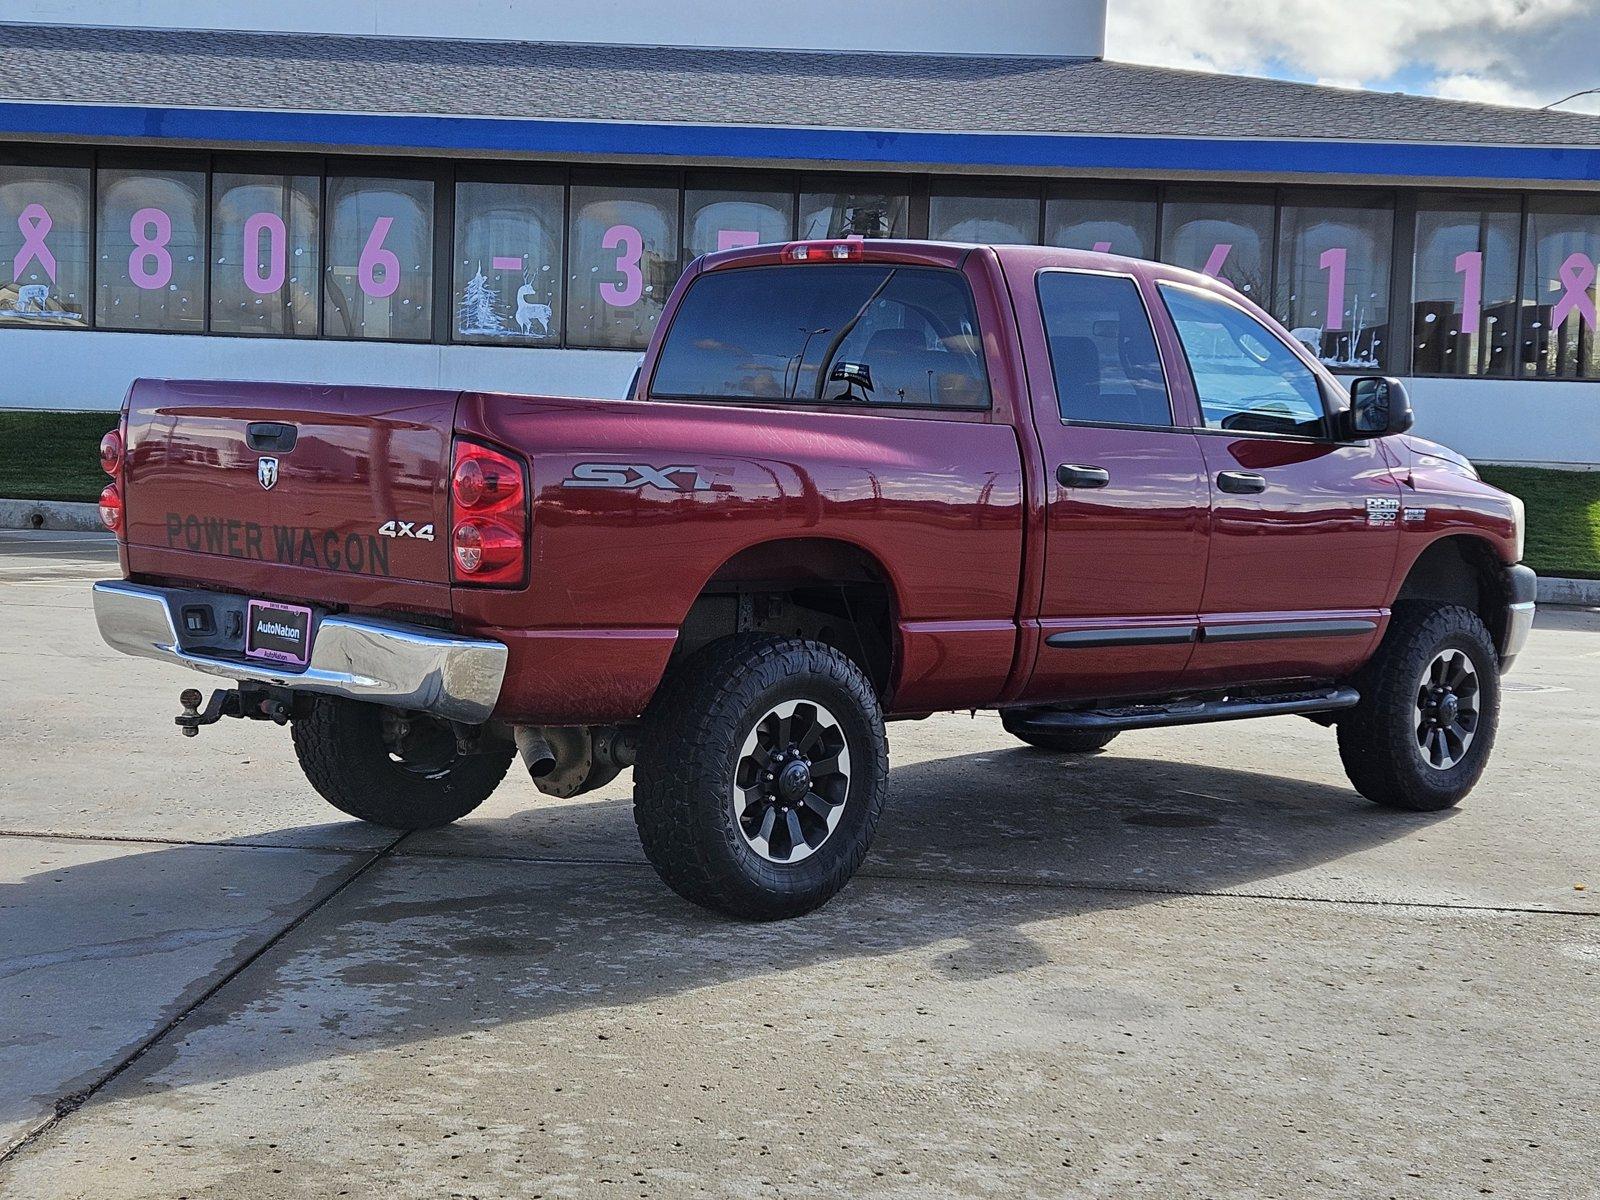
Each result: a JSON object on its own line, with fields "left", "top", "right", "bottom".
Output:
{"left": 92, "top": 239, "right": 1535, "bottom": 919}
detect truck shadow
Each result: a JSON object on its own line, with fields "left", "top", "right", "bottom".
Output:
{"left": 6, "top": 743, "right": 1454, "bottom": 1114}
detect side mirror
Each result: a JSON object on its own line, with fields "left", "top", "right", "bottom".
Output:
{"left": 1345, "top": 376, "right": 1414, "bottom": 438}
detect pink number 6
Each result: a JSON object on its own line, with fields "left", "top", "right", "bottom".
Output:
{"left": 600, "top": 224, "right": 644, "bottom": 307}
{"left": 358, "top": 216, "right": 400, "bottom": 299}
{"left": 128, "top": 207, "right": 173, "bottom": 290}
{"left": 242, "top": 211, "right": 287, "bottom": 295}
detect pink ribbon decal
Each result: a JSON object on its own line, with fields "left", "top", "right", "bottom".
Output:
{"left": 14, "top": 203, "right": 57, "bottom": 283}
{"left": 1551, "top": 252, "right": 1598, "bottom": 330}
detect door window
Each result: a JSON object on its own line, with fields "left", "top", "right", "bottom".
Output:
{"left": 1161, "top": 283, "right": 1327, "bottom": 437}
{"left": 1036, "top": 271, "right": 1172, "bottom": 427}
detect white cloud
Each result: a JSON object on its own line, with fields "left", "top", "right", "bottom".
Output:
{"left": 1105, "top": 0, "right": 1600, "bottom": 111}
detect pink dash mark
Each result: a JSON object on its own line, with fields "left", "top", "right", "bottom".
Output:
{"left": 1454, "top": 250, "right": 1483, "bottom": 336}
{"left": 1201, "top": 243, "right": 1233, "bottom": 282}
{"left": 14, "top": 203, "right": 57, "bottom": 282}
{"left": 242, "top": 211, "right": 287, "bottom": 294}
{"left": 1319, "top": 247, "right": 1347, "bottom": 332}
{"left": 1551, "top": 252, "right": 1598, "bottom": 330}
{"left": 1092, "top": 241, "right": 1114, "bottom": 254}
{"left": 491, "top": 256, "right": 523, "bottom": 271}
{"left": 717, "top": 229, "right": 761, "bottom": 252}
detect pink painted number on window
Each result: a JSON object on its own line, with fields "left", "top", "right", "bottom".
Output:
{"left": 242, "top": 211, "right": 287, "bottom": 295}
{"left": 717, "top": 229, "right": 760, "bottom": 252}
{"left": 1092, "top": 241, "right": 1114, "bottom": 253}
{"left": 600, "top": 224, "right": 644, "bottom": 308}
{"left": 1319, "top": 247, "right": 1347, "bottom": 331}
{"left": 14, "top": 203, "right": 57, "bottom": 282}
{"left": 358, "top": 217, "right": 401, "bottom": 299}
{"left": 128, "top": 207, "right": 173, "bottom": 290}
{"left": 1454, "top": 250, "right": 1483, "bottom": 336}
{"left": 1201, "top": 243, "right": 1233, "bottom": 283}
{"left": 491, "top": 256, "right": 524, "bottom": 271}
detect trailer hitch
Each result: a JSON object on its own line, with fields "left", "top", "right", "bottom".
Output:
{"left": 175, "top": 685, "right": 293, "bottom": 737}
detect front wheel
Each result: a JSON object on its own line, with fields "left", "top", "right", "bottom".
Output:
{"left": 633, "top": 634, "right": 889, "bottom": 921}
{"left": 1337, "top": 603, "right": 1500, "bottom": 812}
{"left": 292, "top": 697, "right": 514, "bottom": 829}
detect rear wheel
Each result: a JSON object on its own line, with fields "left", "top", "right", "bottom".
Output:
{"left": 633, "top": 633, "right": 888, "bottom": 921}
{"left": 1337, "top": 603, "right": 1500, "bottom": 812}
{"left": 292, "top": 696, "right": 513, "bottom": 829}
{"left": 1001, "top": 712, "right": 1120, "bottom": 755}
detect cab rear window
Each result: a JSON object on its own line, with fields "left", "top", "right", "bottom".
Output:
{"left": 650, "top": 264, "right": 991, "bottom": 410}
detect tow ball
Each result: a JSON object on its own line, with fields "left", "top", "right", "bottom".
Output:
{"left": 175, "top": 686, "right": 292, "bottom": 737}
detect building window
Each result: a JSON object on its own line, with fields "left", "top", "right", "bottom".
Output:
{"left": 453, "top": 180, "right": 564, "bottom": 346}
{"left": 324, "top": 176, "right": 433, "bottom": 341}
{"left": 1161, "top": 190, "right": 1275, "bottom": 302}
{"left": 1037, "top": 271, "right": 1172, "bottom": 427}
{"left": 683, "top": 184, "right": 794, "bottom": 259}
{"left": 566, "top": 184, "right": 678, "bottom": 351}
{"left": 210, "top": 172, "right": 320, "bottom": 337}
{"left": 1044, "top": 188, "right": 1157, "bottom": 259}
{"left": 0, "top": 164, "right": 91, "bottom": 328}
{"left": 1412, "top": 195, "right": 1519, "bottom": 377}
{"left": 799, "top": 179, "right": 909, "bottom": 239}
{"left": 1274, "top": 194, "right": 1393, "bottom": 370}
{"left": 1520, "top": 196, "right": 1600, "bottom": 379}
{"left": 928, "top": 190, "right": 1040, "bottom": 244}
{"left": 97, "top": 167, "right": 205, "bottom": 332}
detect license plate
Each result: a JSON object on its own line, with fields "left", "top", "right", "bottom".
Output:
{"left": 245, "top": 599, "right": 313, "bottom": 668}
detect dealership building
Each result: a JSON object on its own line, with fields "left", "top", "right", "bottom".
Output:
{"left": 2, "top": 0, "right": 1600, "bottom": 465}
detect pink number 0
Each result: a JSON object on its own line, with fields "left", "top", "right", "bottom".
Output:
{"left": 358, "top": 217, "right": 400, "bottom": 299}
{"left": 128, "top": 207, "right": 173, "bottom": 290}
{"left": 243, "top": 212, "right": 287, "bottom": 294}
{"left": 601, "top": 224, "right": 644, "bottom": 307}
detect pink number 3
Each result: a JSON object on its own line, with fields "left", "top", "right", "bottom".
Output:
{"left": 601, "top": 224, "right": 644, "bottom": 308}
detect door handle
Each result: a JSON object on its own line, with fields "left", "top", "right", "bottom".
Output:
{"left": 1216, "top": 471, "right": 1267, "bottom": 495}
{"left": 1057, "top": 463, "right": 1111, "bottom": 489}
{"left": 246, "top": 422, "right": 298, "bottom": 453}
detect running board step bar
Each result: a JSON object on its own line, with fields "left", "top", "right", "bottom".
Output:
{"left": 1008, "top": 687, "right": 1361, "bottom": 734}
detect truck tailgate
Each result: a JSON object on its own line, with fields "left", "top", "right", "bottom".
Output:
{"left": 123, "top": 379, "right": 457, "bottom": 610}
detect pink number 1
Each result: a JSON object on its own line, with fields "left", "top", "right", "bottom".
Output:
{"left": 358, "top": 217, "right": 400, "bottom": 299}
{"left": 1319, "top": 247, "right": 1347, "bottom": 331}
{"left": 600, "top": 224, "right": 644, "bottom": 307}
{"left": 1454, "top": 251, "right": 1483, "bottom": 336}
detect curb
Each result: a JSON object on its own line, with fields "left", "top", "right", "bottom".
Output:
{"left": 0, "top": 498, "right": 104, "bottom": 532}
{"left": 1538, "top": 575, "right": 1600, "bottom": 607}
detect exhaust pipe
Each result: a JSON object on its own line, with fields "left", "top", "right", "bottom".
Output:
{"left": 514, "top": 727, "right": 557, "bottom": 780}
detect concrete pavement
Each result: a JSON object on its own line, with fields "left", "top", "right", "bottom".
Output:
{"left": 1, "top": 530, "right": 1595, "bottom": 1198}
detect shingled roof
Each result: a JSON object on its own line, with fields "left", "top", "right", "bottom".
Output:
{"left": 2, "top": 21, "right": 1598, "bottom": 148}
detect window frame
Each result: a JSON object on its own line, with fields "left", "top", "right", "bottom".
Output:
{"left": 645, "top": 262, "right": 994, "bottom": 414}
{"left": 1034, "top": 265, "right": 1179, "bottom": 433}
{"left": 1156, "top": 278, "right": 1341, "bottom": 444}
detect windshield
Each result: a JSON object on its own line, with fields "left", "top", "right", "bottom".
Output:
{"left": 650, "top": 264, "right": 991, "bottom": 409}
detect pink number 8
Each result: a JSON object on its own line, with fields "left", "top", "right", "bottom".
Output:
{"left": 129, "top": 207, "right": 173, "bottom": 290}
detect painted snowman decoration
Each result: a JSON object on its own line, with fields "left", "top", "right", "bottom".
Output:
{"left": 516, "top": 285, "right": 552, "bottom": 337}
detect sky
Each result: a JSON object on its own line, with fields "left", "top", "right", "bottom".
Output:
{"left": 1104, "top": 0, "right": 1600, "bottom": 114}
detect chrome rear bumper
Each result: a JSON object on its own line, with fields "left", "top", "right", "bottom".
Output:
{"left": 92, "top": 581, "right": 506, "bottom": 724}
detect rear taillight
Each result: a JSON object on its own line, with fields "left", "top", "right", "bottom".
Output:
{"left": 98, "top": 483, "right": 123, "bottom": 532}
{"left": 783, "top": 240, "right": 865, "bottom": 263}
{"left": 450, "top": 439, "right": 528, "bottom": 587}
{"left": 99, "top": 430, "right": 123, "bottom": 476}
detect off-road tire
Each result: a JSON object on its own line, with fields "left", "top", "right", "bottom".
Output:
{"left": 292, "top": 696, "right": 513, "bottom": 829}
{"left": 633, "top": 633, "right": 889, "bottom": 921}
{"left": 1000, "top": 713, "right": 1120, "bottom": 755}
{"left": 1337, "top": 602, "right": 1500, "bottom": 812}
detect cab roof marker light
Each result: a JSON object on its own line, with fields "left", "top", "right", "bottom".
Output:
{"left": 783, "top": 240, "right": 865, "bottom": 263}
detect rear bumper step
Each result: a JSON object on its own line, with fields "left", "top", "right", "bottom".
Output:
{"left": 93, "top": 581, "right": 506, "bottom": 724}
{"left": 1008, "top": 686, "right": 1361, "bottom": 734}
